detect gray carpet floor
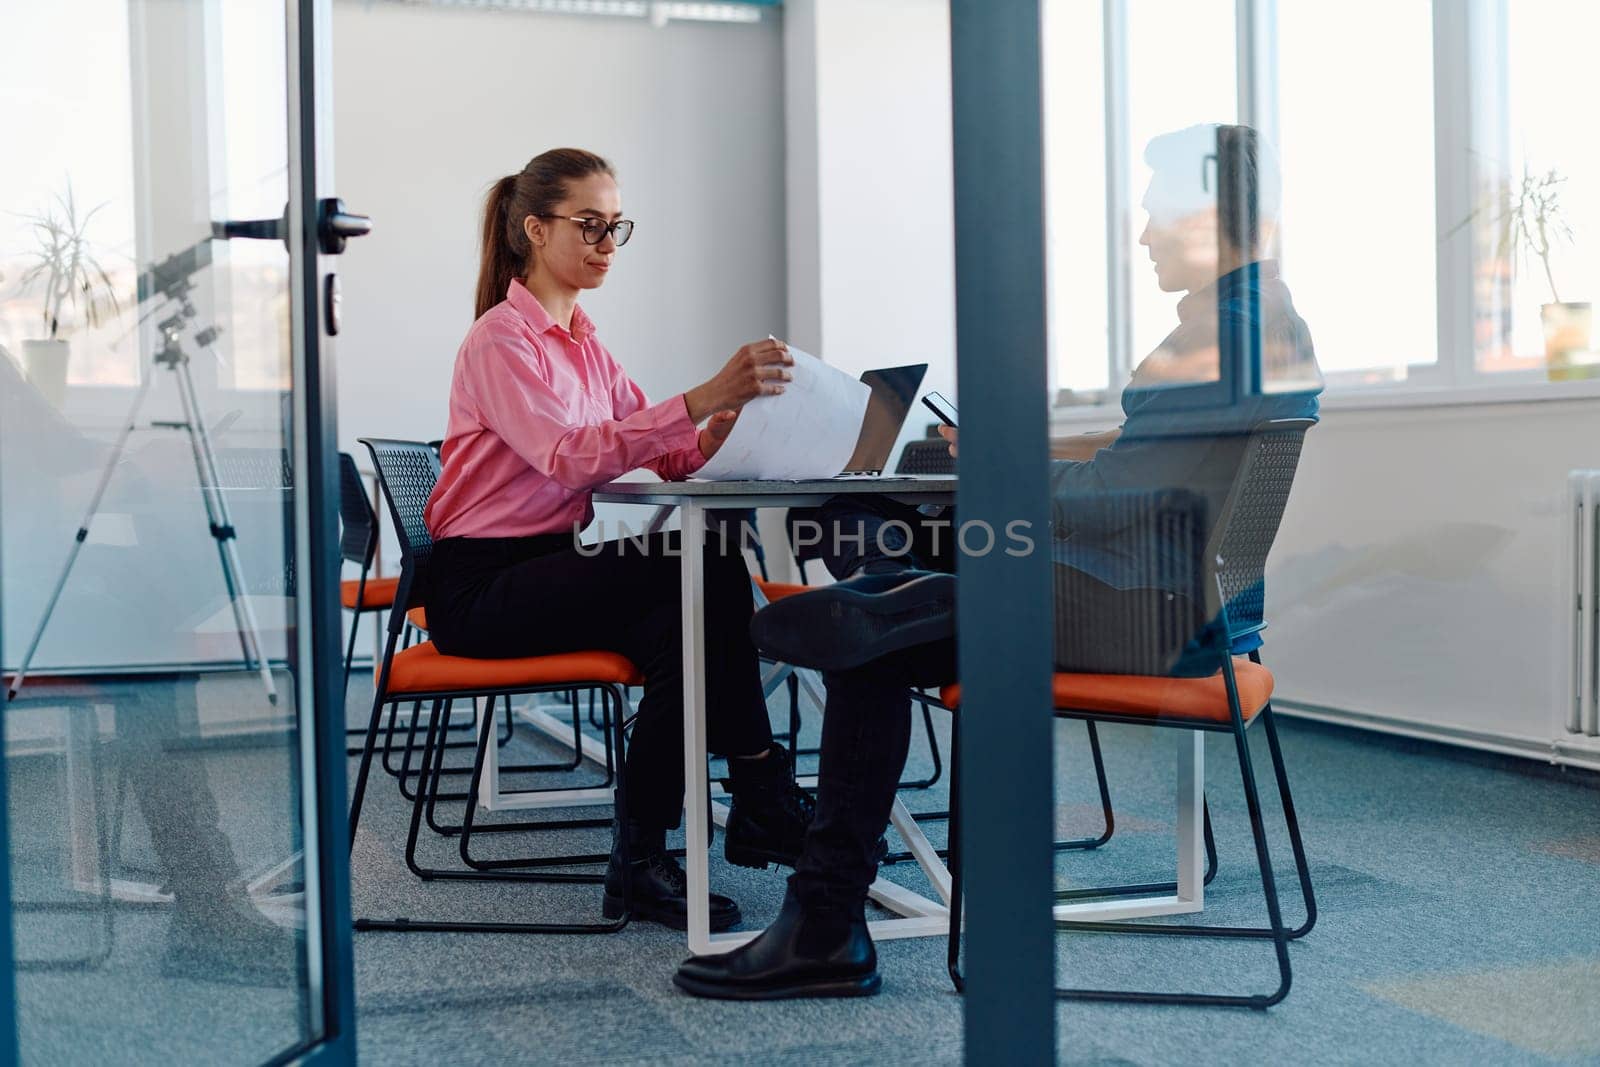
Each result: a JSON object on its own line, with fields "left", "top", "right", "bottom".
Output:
{"left": 9, "top": 670, "right": 1600, "bottom": 1064}
{"left": 346, "top": 685, "right": 1600, "bottom": 1066}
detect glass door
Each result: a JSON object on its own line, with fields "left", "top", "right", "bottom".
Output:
{"left": 0, "top": 1, "right": 358, "bottom": 1062}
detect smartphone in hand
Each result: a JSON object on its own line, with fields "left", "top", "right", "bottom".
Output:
{"left": 921, "top": 391, "right": 958, "bottom": 428}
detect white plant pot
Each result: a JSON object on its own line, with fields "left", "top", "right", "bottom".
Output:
{"left": 1543, "top": 302, "right": 1595, "bottom": 381}
{"left": 21, "top": 339, "right": 71, "bottom": 408}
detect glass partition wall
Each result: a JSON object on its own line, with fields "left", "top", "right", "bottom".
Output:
{"left": 1023, "top": 0, "right": 1600, "bottom": 1059}
{"left": 1, "top": 2, "right": 353, "bottom": 1062}
{"left": 6, "top": 1, "right": 1597, "bottom": 1062}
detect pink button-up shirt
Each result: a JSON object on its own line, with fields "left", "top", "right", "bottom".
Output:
{"left": 424, "top": 279, "right": 706, "bottom": 539}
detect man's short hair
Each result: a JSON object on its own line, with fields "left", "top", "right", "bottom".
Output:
{"left": 1142, "top": 124, "right": 1282, "bottom": 251}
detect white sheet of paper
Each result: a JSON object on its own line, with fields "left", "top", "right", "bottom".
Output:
{"left": 693, "top": 345, "right": 870, "bottom": 481}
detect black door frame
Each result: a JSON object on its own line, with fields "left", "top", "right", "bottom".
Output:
{"left": 0, "top": 2, "right": 357, "bottom": 1062}
{"left": 950, "top": 0, "right": 1058, "bottom": 1060}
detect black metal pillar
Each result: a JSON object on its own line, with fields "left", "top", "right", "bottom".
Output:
{"left": 950, "top": 0, "right": 1056, "bottom": 1061}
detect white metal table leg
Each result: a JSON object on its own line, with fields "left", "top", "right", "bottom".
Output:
{"left": 680, "top": 503, "right": 715, "bottom": 955}
{"left": 1176, "top": 730, "right": 1204, "bottom": 905}
{"left": 886, "top": 795, "right": 952, "bottom": 906}
{"left": 1051, "top": 728, "right": 1206, "bottom": 922}
{"left": 478, "top": 695, "right": 499, "bottom": 809}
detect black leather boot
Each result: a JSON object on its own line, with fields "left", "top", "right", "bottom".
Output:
{"left": 724, "top": 743, "right": 815, "bottom": 870}
{"left": 673, "top": 885, "right": 879, "bottom": 1000}
{"left": 603, "top": 820, "right": 741, "bottom": 931}
{"left": 750, "top": 570, "right": 956, "bottom": 672}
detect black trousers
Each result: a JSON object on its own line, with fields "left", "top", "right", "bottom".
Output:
{"left": 116, "top": 675, "right": 246, "bottom": 913}
{"left": 426, "top": 531, "right": 774, "bottom": 833}
{"left": 791, "top": 494, "right": 1199, "bottom": 911}
{"left": 791, "top": 496, "right": 958, "bottom": 911}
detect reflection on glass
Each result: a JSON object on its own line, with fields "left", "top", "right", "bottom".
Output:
{"left": 1053, "top": 122, "right": 1321, "bottom": 675}
{"left": 1124, "top": 0, "right": 1237, "bottom": 367}
{"left": 2, "top": 2, "right": 315, "bottom": 1062}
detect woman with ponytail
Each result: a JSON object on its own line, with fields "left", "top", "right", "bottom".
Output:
{"left": 422, "top": 149, "right": 811, "bottom": 932}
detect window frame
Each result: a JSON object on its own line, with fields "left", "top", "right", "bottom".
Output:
{"left": 1050, "top": 0, "right": 1600, "bottom": 416}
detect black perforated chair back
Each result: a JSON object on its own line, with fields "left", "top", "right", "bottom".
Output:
{"left": 1203, "top": 418, "right": 1313, "bottom": 640}
{"left": 338, "top": 452, "right": 378, "bottom": 568}
{"left": 358, "top": 438, "right": 440, "bottom": 615}
{"left": 206, "top": 447, "right": 295, "bottom": 596}
{"left": 894, "top": 437, "right": 956, "bottom": 476}
{"left": 212, "top": 447, "right": 294, "bottom": 490}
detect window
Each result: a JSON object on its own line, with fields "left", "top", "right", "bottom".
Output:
{"left": 1477, "top": 0, "right": 1600, "bottom": 378}
{"left": 1122, "top": 0, "right": 1237, "bottom": 370}
{"left": 1043, "top": 0, "right": 1107, "bottom": 396}
{"left": 212, "top": 0, "right": 291, "bottom": 392}
{"left": 0, "top": 1, "right": 139, "bottom": 389}
{"left": 0, "top": 1, "right": 290, "bottom": 399}
{"left": 1042, "top": 0, "right": 1109, "bottom": 397}
{"left": 1275, "top": 0, "right": 1437, "bottom": 387}
{"left": 1048, "top": 0, "right": 1600, "bottom": 410}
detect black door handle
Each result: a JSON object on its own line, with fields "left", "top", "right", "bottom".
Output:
{"left": 214, "top": 212, "right": 286, "bottom": 243}
{"left": 213, "top": 199, "right": 372, "bottom": 255}
{"left": 318, "top": 198, "right": 372, "bottom": 254}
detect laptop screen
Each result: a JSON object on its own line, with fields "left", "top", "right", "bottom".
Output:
{"left": 843, "top": 363, "right": 929, "bottom": 473}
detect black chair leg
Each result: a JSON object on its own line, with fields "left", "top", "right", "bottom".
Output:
{"left": 1056, "top": 719, "right": 1114, "bottom": 851}
{"left": 423, "top": 696, "right": 610, "bottom": 843}
{"left": 347, "top": 634, "right": 401, "bottom": 851}
{"left": 949, "top": 717, "right": 1305, "bottom": 1005}
{"left": 402, "top": 699, "right": 598, "bottom": 881}
{"left": 497, "top": 694, "right": 515, "bottom": 748}
{"left": 1261, "top": 706, "right": 1317, "bottom": 939}
{"left": 362, "top": 698, "right": 601, "bottom": 900}
{"left": 340, "top": 599, "right": 363, "bottom": 714}
{"left": 946, "top": 710, "right": 966, "bottom": 993}
{"left": 890, "top": 714, "right": 1116, "bottom": 867}
{"left": 457, "top": 687, "right": 615, "bottom": 871}
{"left": 406, "top": 688, "right": 613, "bottom": 811}
{"left": 895, "top": 695, "right": 945, "bottom": 790}
{"left": 341, "top": 570, "right": 383, "bottom": 756}
{"left": 353, "top": 685, "right": 632, "bottom": 935}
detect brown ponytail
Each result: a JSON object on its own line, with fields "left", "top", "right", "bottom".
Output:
{"left": 474, "top": 148, "right": 617, "bottom": 319}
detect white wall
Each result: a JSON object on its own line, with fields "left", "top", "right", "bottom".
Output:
{"left": 1262, "top": 397, "right": 1600, "bottom": 767}
{"left": 1054, "top": 393, "right": 1600, "bottom": 768}
{"left": 330, "top": 2, "right": 785, "bottom": 470}
{"left": 784, "top": 0, "right": 957, "bottom": 460}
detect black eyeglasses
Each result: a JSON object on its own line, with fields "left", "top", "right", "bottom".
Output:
{"left": 536, "top": 215, "right": 635, "bottom": 247}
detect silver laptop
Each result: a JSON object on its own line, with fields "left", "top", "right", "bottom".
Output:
{"left": 837, "top": 363, "right": 929, "bottom": 476}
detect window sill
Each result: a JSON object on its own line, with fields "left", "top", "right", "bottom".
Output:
{"left": 1316, "top": 378, "right": 1600, "bottom": 412}
{"left": 1048, "top": 376, "right": 1600, "bottom": 426}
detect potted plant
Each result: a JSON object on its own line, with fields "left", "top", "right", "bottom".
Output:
{"left": 1485, "top": 164, "right": 1590, "bottom": 380}
{"left": 15, "top": 181, "right": 122, "bottom": 406}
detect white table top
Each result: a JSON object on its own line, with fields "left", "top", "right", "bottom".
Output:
{"left": 594, "top": 475, "right": 955, "bottom": 506}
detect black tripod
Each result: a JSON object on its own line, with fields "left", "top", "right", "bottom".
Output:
{"left": 6, "top": 278, "right": 277, "bottom": 705}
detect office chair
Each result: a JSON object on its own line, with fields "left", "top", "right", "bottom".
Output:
{"left": 944, "top": 419, "right": 1319, "bottom": 1007}
{"left": 337, "top": 451, "right": 511, "bottom": 760}
{"left": 347, "top": 438, "right": 634, "bottom": 934}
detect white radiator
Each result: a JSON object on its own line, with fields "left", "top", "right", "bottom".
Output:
{"left": 1567, "top": 470, "right": 1600, "bottom": 736}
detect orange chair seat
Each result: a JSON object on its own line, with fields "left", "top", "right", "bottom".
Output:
{"left": 406, "top": 606, "right": 428, "bottom": 631}
{"left": 939, "top": 658, "right": 1274, "bottom": 725}
{"left": 755, "top": 579, "right": 810, "bottom": 603}
{"left": 341, "top": 576, "right": 399, "bottom": 610}
{"left": 386, "top": 640, "right": 644, "bottom": 696}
